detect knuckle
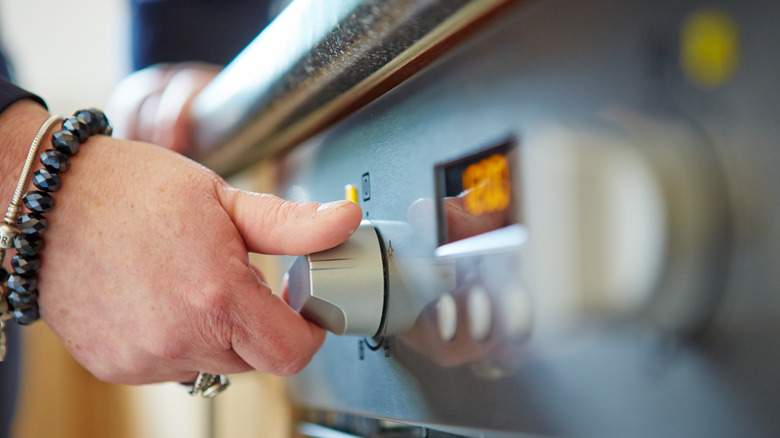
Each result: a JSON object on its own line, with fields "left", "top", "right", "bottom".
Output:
{"left": 278, "top": 359, "right": 307, "bottom": 376}
{"left": 194, "top": 283, "right": 238, "bottom": 350}
{"left": 275, "top": 342, "right": 315, "bottom": 377}
{"left": 200, "top": 286, "right": 233, "bottom": 321}
{"left": 265, "top": 197, "right": 295, "bottom": 227}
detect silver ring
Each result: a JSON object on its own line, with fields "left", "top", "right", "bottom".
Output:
{"left": 182, "top": 372, "right": 230, "bottom": 398}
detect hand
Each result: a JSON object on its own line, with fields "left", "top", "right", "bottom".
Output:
{"left": 105, "top": 62, "right": 220, "bottom": 157}
{"left": 4, "top": 103, "right": 362, "bottom": 384}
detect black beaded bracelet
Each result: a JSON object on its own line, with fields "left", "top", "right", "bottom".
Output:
{"left": 2, "top": 109, "right": 111, "bottom": 326}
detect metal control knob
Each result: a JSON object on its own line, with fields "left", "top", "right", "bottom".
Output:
{"left": 288, "top": 221, "right": 386, "bottom": 336}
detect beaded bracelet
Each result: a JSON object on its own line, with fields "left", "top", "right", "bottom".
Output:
{"left": 0, "top": 110, "right": 232, "bottom": 394}
{"left": 0, "top": 109, "right": 111, "bottom": 338}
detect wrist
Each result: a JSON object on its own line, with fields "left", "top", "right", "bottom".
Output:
{"left": 2, "top": 107, "right": 112, "bottom": 327}
{"left": 0, "top": 100, "right": 52, "bottom": 205}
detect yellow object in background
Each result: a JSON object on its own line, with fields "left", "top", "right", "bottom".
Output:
{"left": 681, "top": 8, "right": 740, "bottom": 88}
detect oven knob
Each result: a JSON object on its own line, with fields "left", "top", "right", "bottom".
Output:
{"left": 287, "top": 221, "right": 386, "bottom": 336}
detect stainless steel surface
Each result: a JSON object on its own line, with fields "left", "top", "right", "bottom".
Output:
{"left": 298, "top": 423, "right": 364, "bottom": 438}
{"left": 288, "top": 221, "right": 386, "bottom": 336}
{"left": 218, "top": 0, "right": 780, "bottom": 436}
{"left": 191, "top": 0, "right": 507, "bottom": 176}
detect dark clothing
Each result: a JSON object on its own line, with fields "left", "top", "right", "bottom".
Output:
{"left": 131, "top": 0, "right": 271, "bottom": 70}
{"left": 0, "top": 78, "right": 46, "bottom": 113}
{"left": 0, "top": 46, "right": 8, "bottom": 79}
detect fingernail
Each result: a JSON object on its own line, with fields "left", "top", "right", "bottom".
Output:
{"left": 316, "top": 200, "right": 352, "bottom": 215}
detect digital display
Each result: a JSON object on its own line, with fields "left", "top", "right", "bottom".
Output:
{"left": 461, "top": 153, "right": 511, "bottom": 215}
{"left": 435, "top": 140, "right": 518, "bottom": 245}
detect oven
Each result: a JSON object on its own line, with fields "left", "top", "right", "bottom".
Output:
{"left": 193, "top": 1, "right": 780, "bottom": 436}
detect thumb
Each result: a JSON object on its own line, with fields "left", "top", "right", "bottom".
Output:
{"left": 218, "top": 187, "right": 363, "bottom": 255}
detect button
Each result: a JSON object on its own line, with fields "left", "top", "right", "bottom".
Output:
{"left": 436, "top": 293, "right": 457, "bottom": 342}
{"left": 345, "top": 185, "right": 359, "bottom": 203}
{"left": 467, "top": 286, "right": 492, "bottom": 342}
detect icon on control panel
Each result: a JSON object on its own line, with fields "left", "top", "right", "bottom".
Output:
{"left": 361, "top": 172, "right": 371, "bottom": 201}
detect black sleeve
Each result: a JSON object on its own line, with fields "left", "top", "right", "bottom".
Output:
{"left": 131, "top": 0, "right": 273, "bottom": 70}
{"left": 0, "top": 78, "right": 47, "bottom": 115}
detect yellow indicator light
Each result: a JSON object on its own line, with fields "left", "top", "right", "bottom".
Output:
{"left": 345, "top": 184, "right": 359, "bottom": 203}
{"left": 681, "top": 9, "right": 740, "bottom": 88}
{"left": 462, "top": 153, "right": 511, "bottom": 215}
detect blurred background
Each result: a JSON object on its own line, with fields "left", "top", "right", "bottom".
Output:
{"left": 0, "top": 1, "right": 288, "bottom": 437}
{"left": 0, "top": 0, "right": 129, "bottom": 115}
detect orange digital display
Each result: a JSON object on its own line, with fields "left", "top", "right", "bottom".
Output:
{"left": 461, "top": 153, "right": 511, "bottom": 215}
{"left": 435, "top": 140, "right": 518, "bottom": 245}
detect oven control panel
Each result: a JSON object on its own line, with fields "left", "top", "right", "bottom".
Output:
{"left": 288, "top": 119, "right": 728, "bottom": 343}
{"left": 277, "top": 1, "right": 780, "bottom": 437}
